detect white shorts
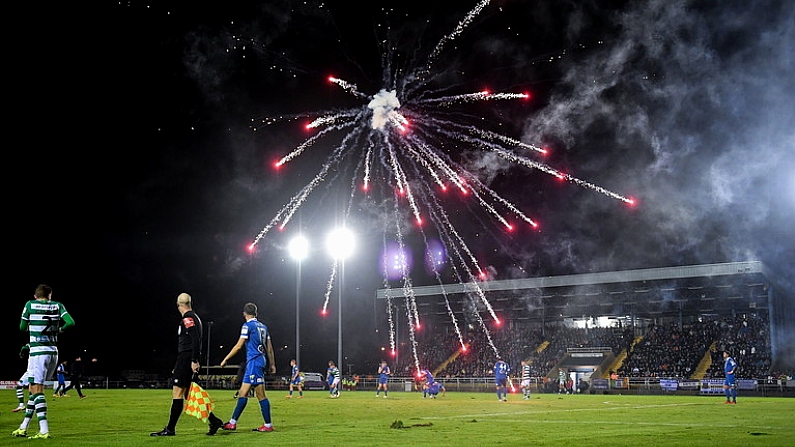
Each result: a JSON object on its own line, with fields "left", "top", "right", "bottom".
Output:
{"left": 331, "top": 378, "right": 340, "bottom": 387}
{"left": 18, "top": 370, "right": 31, "bottom": 386}
{"left": 521, "top": 379, "right": 531, "bottom": 388}
{"left": 27, "top": 354, "right": 58, "bottom": 385}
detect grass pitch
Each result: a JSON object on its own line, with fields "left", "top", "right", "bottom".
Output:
{"left": 2, "top": 389, "right": 793, "bottom": 446}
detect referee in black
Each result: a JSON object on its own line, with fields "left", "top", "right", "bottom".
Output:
{"left": 151, "top": 293, "right": 224, "bottom": 436}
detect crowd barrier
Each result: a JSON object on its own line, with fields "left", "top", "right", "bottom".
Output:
{"left": 3, "top": 376, "right": 793, "bottom": 397}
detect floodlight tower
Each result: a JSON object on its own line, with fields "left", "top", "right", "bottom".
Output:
{"left": 326, "top": 227, "right": 355, "bottom": 372}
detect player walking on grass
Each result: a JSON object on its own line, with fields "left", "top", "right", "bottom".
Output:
{"left": 376, "top": 360, "right": 390, "bottom": 398}
{"left": 220, "top": 302, "right": 277, "bottom": 432}
{"left": 61, "top": 356, "right": 88, "bottom": 399}
{"left": 150, "top": 293, "right": 225, "bottom": 437}
{"left": 12, "top": 284, "right": 75, "bottom": 440}
{"left": 53, "top": 360, "right": 67, "bottom": 397}
{"left": 520, "top": 360, "right": 532, "bottom": 400}
{"left": 723, "top": 350, "right": 738, "bottom": 404}
{"left": 286, "top": 359, "right": 303, "bottom": 398}
{"left": 494, "top": 357, "right": 510, "bottom": 402}
{"left": 327, "top": 361, "right": 341, "bottom": 398}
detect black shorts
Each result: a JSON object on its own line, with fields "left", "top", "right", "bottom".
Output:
{"left": 171, "top": 352, "right": 194, "bottom": 388}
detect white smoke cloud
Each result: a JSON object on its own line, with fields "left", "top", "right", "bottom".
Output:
{"left": 368, "top": 89, "right": 401, "bottom": 130}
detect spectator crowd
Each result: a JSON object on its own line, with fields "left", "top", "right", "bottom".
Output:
{"left": 391, "top": 313, "right": 776, "bottom": 380}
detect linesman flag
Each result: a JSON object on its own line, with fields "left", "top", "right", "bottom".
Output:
{"left": 184, "top": 382, "right": 214, "bottom": 422}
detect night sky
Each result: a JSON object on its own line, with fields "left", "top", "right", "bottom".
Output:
{"left": 6, "top": 0, "right": 794, "bottom": 380}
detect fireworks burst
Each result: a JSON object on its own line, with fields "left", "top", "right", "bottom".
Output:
{"left": 248, "top": 0, "right": 634, "bottom": 372}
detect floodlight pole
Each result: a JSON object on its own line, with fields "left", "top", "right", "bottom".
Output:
{"left": 206, "top": 321, "right": 214, "bottom": 386}
{"left": 296, "top": 259, "right": 302, "bottom": 369}
{"left": 289, "top": 235, "right": 309, "bottom": 370}
{"left": 338, "top": 259, "right": 344, "bottom": 372}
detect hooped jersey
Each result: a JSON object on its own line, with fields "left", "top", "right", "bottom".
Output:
{"left": 21, "top": 300, "right": 70, "bottom": 356}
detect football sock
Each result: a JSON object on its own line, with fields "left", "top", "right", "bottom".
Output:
{"left": 259, "top": 398, "right": 271, "bottom": 424}
{"left": 167, "top": 398, "right": 183, "bottom": 431}
{"left": 232, "top": 396, "right": 248, "bottom": 421}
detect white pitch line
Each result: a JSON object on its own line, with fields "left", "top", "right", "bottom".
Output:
{"left": 489, "top": 419, "right": 780, "bottom": 430}
{"left": 420, "top": 401, "right": 704, "bottom": 420}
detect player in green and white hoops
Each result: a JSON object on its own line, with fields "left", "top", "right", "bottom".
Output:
{"left": 12, "top": 284, "right": 75, "bottom": 439}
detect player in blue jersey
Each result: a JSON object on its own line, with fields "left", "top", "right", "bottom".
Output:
{"left": 286, "top": 359, "right": 303, "bottom": 398}
{"left": 220, "top": 302, "right": 277, "bottom": 432}
{"left": 722, "top": 350, "right": 737, "bottom": 404}
{"left": 419, "top": 369, "right": 435, "bottom": 398}
{"left": 494, "top": 357, "right": 511, "bottom": 402}
{"left": 53, "top": 360, "right": 68, "bottom": 397}
{"left": 327, "top": 361, "right": 341, "bottom": 398}
{"left": 427, "top": 381, "right": 446, "bottom": 398}
{"left": 376, "top": 360, "right": 390, "bottom": 398}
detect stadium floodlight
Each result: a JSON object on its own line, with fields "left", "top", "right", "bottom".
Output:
{"left": 289, "top": 234, "right": 310, "bottom": 369}
{"left": 326, "top": 227, "right": 355, "bottom": 371}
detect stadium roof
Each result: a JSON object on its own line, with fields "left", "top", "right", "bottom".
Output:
{"left": 375, "top": 261, "right": 774, "bottom": 322}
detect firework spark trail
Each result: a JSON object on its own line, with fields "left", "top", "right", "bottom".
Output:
{"left": 418, "top": 228, "right": 466, "bottom": 350}
{"left": 404, "top": 296, "right": 421, "bottom": 374}
{"left": 385, "top": 288, "right": 396, "bottom": 352}
{"left": 413, "top": 181, "right": 502, "bottom": 329}
{"left": 426, "top": 116, "right": 634, "bottom": 204}
{"left": 420, "top": 0, "right": 492, "bottom": 80}
{"left": 565, "top": 176, "right": 635, "bottom": 204}
{"left": 249, "top": 0, "right": 635, "bottom": 365}
{"left": 427, "top": 196, "right": 501, "bottom": 324}
{"left": 423, "top": 192, "right": 501, "bottom": 356}
{"left": 470, "top": 302, "right": 500, "bottom": 358}
{"left": 387, "top": 296, "right": 396, "bottom": 353}
{"left": 406, "top": 133, "right": 468, "bottom": 193}
{"left": 250, "top": 141, "right": 346, "bottom": 248}
{"left": 389, "top": 200, "right": 422, "bottom": 331}
{"left": 328, "top": 76, "right": 369, "bottom": 100}
{"left": 384, "top": 139, "right": 424, "bottom": 224}
{"left": 468, "top": 127, "right": 547, "bottom": 155}
{"left": 321, "top": 260, "right": 338, "bottom": 313}
{"left": 401, "top": 140, "right": 447, "bottom": 189}
{"left": 363, "top": 138, "right": 375, "bottom": 190}
{"left": 454, "top": 167, "right": 539, "bottom": 228}
{"left": 406, "top": 123, "right": 538, "bottom": 229}
{"left": 417, "top": 91, "right": 529, "bottom": 107}
{"left": 278, "top": 112, "right": 365, "bottom": 166}
{"left": 320, "top": 174, "right": 360, "bottom": 316}
{"left": 305, "top": 111, "right": 356, "bottom": 130}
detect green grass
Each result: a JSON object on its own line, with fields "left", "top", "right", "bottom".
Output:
{"left": 3, "top": 389, "right": 794, "bottom": 446}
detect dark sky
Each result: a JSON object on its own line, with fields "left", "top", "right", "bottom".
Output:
{"left": 6, "top": 0, "right": 794, "bottom": 379}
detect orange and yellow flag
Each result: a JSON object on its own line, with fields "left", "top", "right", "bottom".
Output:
{"left": 184, "top": 382, "right": 214, "bottom": 422}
